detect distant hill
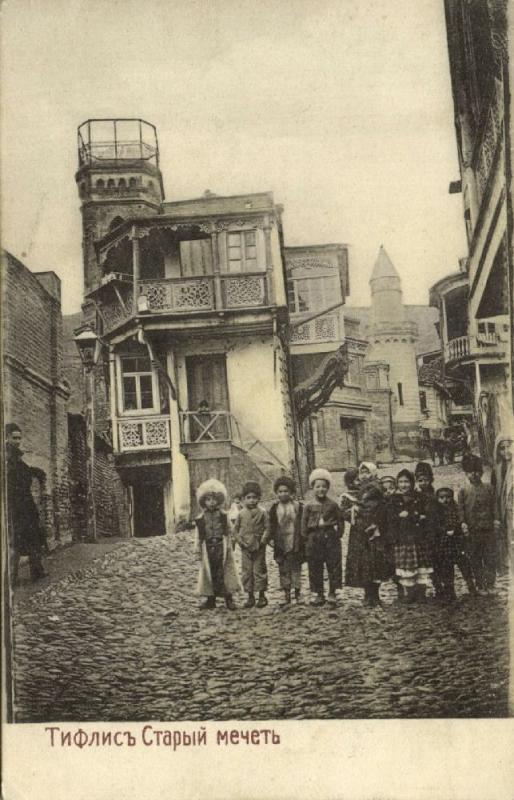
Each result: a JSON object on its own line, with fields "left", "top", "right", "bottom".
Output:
{"left": 345, "top": 305, "right": 440, "bottom": 355}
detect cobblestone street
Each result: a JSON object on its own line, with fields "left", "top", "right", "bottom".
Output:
{"left": 11, "top": 466, "right": 510, "bottom": 722}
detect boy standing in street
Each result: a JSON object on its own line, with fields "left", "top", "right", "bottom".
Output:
{"left": 458, "top": 454, "right": 496, "bottom": 594}
{"left": 233, "top": 481, "right": 269, "bottom": 608}
{"left": 301, "top": 468, "right": 343, "bottom": 607}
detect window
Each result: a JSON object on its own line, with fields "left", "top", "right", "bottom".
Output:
{"left": 347, "top": 355, "right": 362, "bottom": 387}
{"left": 311, "top": 413, "right": 326, "bottom": 447}
{"left": 227, "top": 230, "right": 257, "bottom": 272}
{"left": 288, "top": 275, "right": 340, "bottom": 313}
{"left": 120, "top": 355, "right": 155, "bottom": 412}
{"left": 365, "top": 371, "right": 379, "bottom": 391}
{"left": 397, "top": 382, "right": 404, "bottom": 406}
{"left": 419, "top": 390, "right": 427, "bottom": 411}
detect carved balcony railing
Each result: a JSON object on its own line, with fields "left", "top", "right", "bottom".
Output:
{"left": 473, "top": 80, "right": 504, "bottom": 205}
{"left": 445, "top": 335, "right": 471, "bottom": 362}
{"left": 116, "top": 415, "right": 171, "bottom": 453}
{"left": 139, "top": 276, "right": 215, "bottom": 313}
{"left": 220, "top": 273, "right": 268, "bottom": 308}
{"left": 289, "top": 311, "right": 343, "bottom": 345}
{"left": 445, "top": 333, "right": 503, "bottom": 363}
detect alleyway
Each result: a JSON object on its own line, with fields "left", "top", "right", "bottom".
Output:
{"left": 11, "top": 464, "right": 510, "bottom": 722}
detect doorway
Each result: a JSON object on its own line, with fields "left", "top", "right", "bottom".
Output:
{"left": 339, "top": 417, "right": 360, "bottom": 467}
{"left": 132, "top": 483, "right": 165, "bottom": 537}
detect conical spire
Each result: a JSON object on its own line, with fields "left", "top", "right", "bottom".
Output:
{"left": 370, "top": 246, "right": 400, "bottom": 283}
{"left": 370, "top": 245, "right": 404, "bottom": 324}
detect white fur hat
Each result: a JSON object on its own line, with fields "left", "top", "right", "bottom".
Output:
{"left": 309, "top": 468, "right": 332, "bottom": 488}
{"left": 196, "top": 478, "right": 228, "bottom": 507}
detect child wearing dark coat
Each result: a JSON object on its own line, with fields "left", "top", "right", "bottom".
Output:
{"left": 194, "top": 479, "right": 241, "bottom": 610}
{"left": 301, "top": 468, "right": 342, "bottom": 606}
{"left": 428, "top": 487, "right": 476, "bottom": 603}
{"left": 233, "top": 481, "right": 269, "bottom": 608}
{"left": 344, "top": 482, "right": 393, "bottom": 606}
{"left": 387, "top": 469, "right": 433, "bottom": 603}
{"left": 458, "top": 454, "right": 496, "bottom": 593}
{"left": 414, "top": 461, "right": 438, "bottom": 602}
{"left": 266, "top": 476, "right": 304, "bottom": 604}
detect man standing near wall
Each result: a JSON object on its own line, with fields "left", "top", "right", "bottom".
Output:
{"left": 5, "top": 423, "right": 48, "bottom": 585}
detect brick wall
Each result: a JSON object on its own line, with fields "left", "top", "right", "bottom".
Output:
{"left": 2, "top": 251, "right": 72, "bottom": 546}
{"left": 67, "top": 413, "right": 131, "bottom": 538}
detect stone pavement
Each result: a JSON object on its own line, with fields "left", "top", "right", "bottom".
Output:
{"left": 11, "top": 462, "right": 510, "bottom": 722}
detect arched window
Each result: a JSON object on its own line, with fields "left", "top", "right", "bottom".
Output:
{"left": 96, "top": 178, "right": 105, "bottom": 190}
{"left": 118, "top": 178, "right": 127, "bottom": 189}
{"left": 109, "top": 216, "right": 125, "bottom": 232}
{"left": 129, "top": 176, "right": 137, "bottom": 188}
{"left": 148, "top": 180, "right": 154, "bottom": 190}
{"left": 107, "top": 178, "right": 115, "bottom": 189}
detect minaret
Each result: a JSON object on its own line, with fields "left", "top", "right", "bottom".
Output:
{"left": 367, "top": 247, "right": 421, "bottom": 426}
{"left": 75, "top": 118, "right": 164, "bottom": 293}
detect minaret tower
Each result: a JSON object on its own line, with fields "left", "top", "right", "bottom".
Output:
{"left": 367, "top": 246, "right": 421, "bottom": 426}
{"left": 75, "top": 118, "right": 164, "bottom": 293}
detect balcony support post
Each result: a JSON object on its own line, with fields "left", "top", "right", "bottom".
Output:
{"left": 210, "top": 230, "right": 223, "bottom": 310}
{"left": 263, "top": 215, "right": 275, "bottom": 305}
{"left": 131, "top": 225, "right": 140, "bottom": 310}
{"left": 109, "top": 346, "right": 119, "bottom": 454}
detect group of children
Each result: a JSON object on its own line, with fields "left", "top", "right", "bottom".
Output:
{"left": 193, "top": 453, "right": 504, "bottom": 610}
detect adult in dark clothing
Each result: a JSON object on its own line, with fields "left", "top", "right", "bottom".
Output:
{"left": 5, "top": 424, "right": 47, "bottom": 585}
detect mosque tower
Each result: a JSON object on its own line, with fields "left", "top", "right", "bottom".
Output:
{"left": 367, "top": 246, "right": 422, "bottom": 430}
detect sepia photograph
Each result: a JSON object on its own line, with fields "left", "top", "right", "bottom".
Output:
{"left": 1, "top": 0, "right": 514, "bottom": 797}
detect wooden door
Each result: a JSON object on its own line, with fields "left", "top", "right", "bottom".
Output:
{"left": 186, "top": 354, "right": 230, "bottom": 440}
{"left": 340, "top": 418, "right": 359, "bottom": 467}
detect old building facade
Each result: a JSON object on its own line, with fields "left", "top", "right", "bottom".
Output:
{"left": 286, "top": 245, "right": 398, "bottom": 468}
{"left": 431, "top": 0, "right": 513, "bottom": 461}
{"left": 2, "top": 251, "right": 72, "bottom": 546}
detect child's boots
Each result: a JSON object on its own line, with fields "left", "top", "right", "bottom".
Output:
{"left": 244, "top": 593, "right": 255, "bottom": 608}
{"left": 225, "top": 594, "right": 236, "bottom": 610}
{"left": 256, "top": 591, "right": 268, "bottom": 608}
{"left": 201, "top": 596, "right": 216, "bottom": 610}
{"left": 310, "top": 593, "right": 325, "bottom": 607}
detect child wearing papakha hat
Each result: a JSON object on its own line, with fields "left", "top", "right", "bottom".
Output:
{"left": 301, "top": 468, "right": 343, "bottom": 606}
{"left": 194, "top": 479, "right": 241, "bottom": 610}
{"left": 233, "top": 481, "right": 269, "bottom": 608}
{"left": 266, "top": 476, "right": 304, "bottom": 605}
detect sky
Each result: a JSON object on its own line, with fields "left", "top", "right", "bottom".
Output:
{"left": 1, "top": 0, "right": 467, "bottom": 314}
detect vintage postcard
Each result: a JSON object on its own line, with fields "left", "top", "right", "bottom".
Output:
{"left": 1, "top": 0, "right": 514, "bottom": 798}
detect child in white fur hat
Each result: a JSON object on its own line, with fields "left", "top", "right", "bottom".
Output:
{"left": 301, "top": 468, "right": 343, "bottom": 606}
{"left": 194, "top": 479, "right": 242, "bottom": 610}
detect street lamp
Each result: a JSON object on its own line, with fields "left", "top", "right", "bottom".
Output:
{"left": 73, "top": 324, "right": 103, "bottom": 542}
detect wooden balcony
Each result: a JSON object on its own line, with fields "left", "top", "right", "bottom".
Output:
{"left": 90, "top": 271, "right": 271, "bottom": 334}
{"left": 116, "top": 415, "right": 171, "bottom": 453}
{"left": 444, "top": 333, "right": 505, "bottom": 364}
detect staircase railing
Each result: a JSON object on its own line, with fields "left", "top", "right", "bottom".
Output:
{"left": 180, "top": 410, "right": 288, "bottom": 484}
